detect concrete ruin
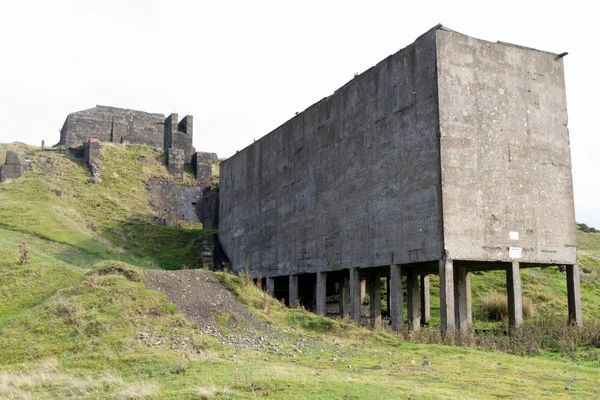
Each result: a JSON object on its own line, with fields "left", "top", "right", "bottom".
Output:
{"left": 0, "top": 151, "right": 31, "bottom": 182}
{"left": 218, "top": 25, "right": 580, "bottom": 335}
{"left": 58, "top": 105, "right": 196, "bottom": 163}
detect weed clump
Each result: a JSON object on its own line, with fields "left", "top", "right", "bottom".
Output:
{"left": 19, "top": 241, "right": 30, "bottom": 265}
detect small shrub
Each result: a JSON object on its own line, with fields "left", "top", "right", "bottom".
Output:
{"left": 19, "top": 241, "right": 30, "bottom": 265}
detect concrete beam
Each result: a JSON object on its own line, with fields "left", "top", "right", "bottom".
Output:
{"left": 316, "top": 272, "right": 327, "bottom": 316}
{"left": 266, "top": 277, "right": 275, "bottom": 297}
{"left": 420, "top": 274, "right": 431, "bottom": 325}
{"left": 439, "top": 256, "right": 455, "bottom": 336}
{"left": 289, "top": 275, "right": 299, "bottom": 308}
{"left": 349, "top": 267, "right": 361, "bottom": 323}
{"left": 339, "top": 275, "right": 350, "bottom": 319}
{"left": 454, "top": 266, "right": 471, "bottom": 333}
{"left": 369, "top": 274, "right": 382, "bottom": 329}
{"left": 566, "top": 264, "right": 583, "bottom": 327}
{"left": 407, "top": 270, "right": 420, "bottom": 333}
{"left": 506, "top": 261, "right": 523, "bottom": 331}
{"left": 390, "top": 264, "right": 403, "bottom": 333}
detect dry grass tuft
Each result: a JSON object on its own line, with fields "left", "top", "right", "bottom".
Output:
{"left": 116, "top": 381, "right": 161, "bottom": 399}
{"left": 195, "top": 384, "right": 232, "bottom": 399}
{"left": 481, "top": 292, "right": 535, "bottom": 321}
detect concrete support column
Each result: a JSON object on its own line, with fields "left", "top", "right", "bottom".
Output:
{"left": 389, "top": 264, "right": 403, "bottom": 333}
{"left": 369, "top": 274, "right": 382, "bottom": 329}
{"left": 349, "top": 267, "right": 361, "bottom": 324}
{"left": 266, "top": 277, "right": 275, "bottom": 297}
{"left": 289, "top": 275, "right": 299, "bottom": 308}
{"left": 439, "top": 256, "right": 455, "bottom": 336}
{"left": 420, "top": 274, "right": 431, "bottom": 325}
{"left": 386, "top": 277, "right": 391, "bottom": 318}
{"left": 407, "top": 270, "right": 420, "bottom": 333}
{"left": 454, "top": 266, "right": 471, "bottom": 333}
{"left": 566, "top": 264, "right": 583, "bottom": 327}
{"left": 506, "top": 261, "right": 523, "bottom": 331}
{"left": 316, "top": 272, "right": 327, "bottom": 316}
{"left": 339, "top": 275, "right": 350, "bottom": 319}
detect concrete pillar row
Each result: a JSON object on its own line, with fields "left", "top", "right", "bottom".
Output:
{"left": 389, "top": 264, "right": 403, "bottom": 333}
{"left": 316, "top": 272, "right": 327, "bottom": 316}
{"left": 420, "top": 274, "right": 431, "bottom": 325}
{"left": 407, "top": 270, "right": 421, "bottom": 333}
{"left": 289, "top": 275, "right": 299, "bottom": 308}
{"left": 454, "top": 266, "right": 472, "bottom": 333}
{"left": 506, "top": 261, "right": 523, "bottom": 331}
{"left": 349, "top": 267, "right": 361, "bottom": 323}
{"left": 566, "top": 264, "right": 583, "bottom": 327}
{"left": 339, "top": 275, "right": 350, "bottom": 319}
{"left": 266, "top": 277, "right": 275, "bottom": 297}
{"left": 369, "top": 274, "right": 382, "bottom": 329}
{"left": 439, "top": 256, "right": 455, "bottom": 336}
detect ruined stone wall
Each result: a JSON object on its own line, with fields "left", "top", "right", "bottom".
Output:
{"left": 219, "top": 29, "right": 444, "bottom": 277}
{"left": 436, "top": 30, "right": 576, "bottom": 264}
{"left": 147, "top": 180, "right": 205, "bottom": 226}
{"left": 58, "top": 106, "right": 165, "bottom": 147}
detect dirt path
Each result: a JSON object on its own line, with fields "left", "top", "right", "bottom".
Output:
{"left": 144, "top": 269, "right": 282, "bottom": 350}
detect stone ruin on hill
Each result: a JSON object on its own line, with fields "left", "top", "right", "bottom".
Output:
{"left": 0, "top": 150, "right": 31, "bottom": 182}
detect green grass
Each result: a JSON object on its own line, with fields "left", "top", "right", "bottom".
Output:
{"left": 2, "top": 142, "right": 600, "bottom": 398}
{"left": 0, "top": 143, "right": 209, "bottom": 269}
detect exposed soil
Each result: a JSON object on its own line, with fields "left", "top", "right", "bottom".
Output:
{"left": 144, "top": 269, "right": 281, "bottom": 350}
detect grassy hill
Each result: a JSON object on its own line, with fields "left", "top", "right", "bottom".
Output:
{"left": 1, "top": 142, "right": 599, "bottom": 399}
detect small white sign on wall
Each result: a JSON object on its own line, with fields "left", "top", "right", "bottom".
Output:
{"left": 509, "top": 231, "right": 519, "bottom": 240}
{"left": 509, "top": 247, "right": 522, "bottom": 259}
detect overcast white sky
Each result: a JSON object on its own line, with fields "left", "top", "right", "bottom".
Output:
{"left": 1, "top": 0, "right": 598, "bottom": 228}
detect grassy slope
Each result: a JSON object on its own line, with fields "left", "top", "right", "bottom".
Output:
{"left": 0, "top": 143, "right": 207, "bottom": 269}
{"left": 1, "top": 142, "right": 600, "bottom": 399}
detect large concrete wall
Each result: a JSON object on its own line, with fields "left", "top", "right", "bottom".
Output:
{"left": 436, "top": 30, "right": 576, "bottom": 264}
{"left": 59, "top": 106, "right": 165, "bottom": 147}
{"left": 58, "top": 106, "right": 196, "bottom": 162}
{"left": 219, "top": 29, "right": 444, "bottom": 277}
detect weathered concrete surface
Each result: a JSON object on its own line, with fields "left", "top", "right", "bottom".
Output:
{"left": 147, "top": 180, "right": 204, "bottom": 226}
{"left": 58, "top": 106, "right": 196, "bottom": 163}
{"left": 167, "top": 148, "right": 185, "bottom": 179}
{"left": 190, "top": 233, "right": 229, "bottom": 270}
{"left": 220, "top": 29, "right": 443, "bottom": 277}
{"left": 506, "top": 261, "right": 523, "bottom": 330}
{"left": 59, "top": 106, "right": 164, "bottom": 147}
{"left": 349, "top": 267, "right": 361, "bottom": 323}
{"left": 566, "top": 264, "right": 583, "bottom": 326}
{"left": 202, "top": 188, "right": 220, "bottom": 229}
{"left": 407, "top": 270, "right": 420, "bottom": 332}
{"left": 192, "top": 152, "right": 219, "bottom": 184}
{"left": 83, "top": 139, "right": 100, "bottom": 164}
{"left": 436, "top": 30, "right": 576, "bottom": 265}
{"left": 164, "top": 113, "right": 195, "bottom": 163}
{"left": 316, "top": 272, "right": 327, "bottom": 316}
{"left": 0, "top": 150, "right": 31, "bottom": 182}
{"left": 389, "top": 264, "right": 403, "bottom": 332}
{"left": 420, "top": 274, "right": 431, "bottom": 325}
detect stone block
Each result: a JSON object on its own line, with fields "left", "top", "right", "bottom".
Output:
{"left": 0, "top": 151, "right": 31, "bottom": 182}
{"left": 192, "top": 152, "right": 218, "bottom": 184}
{"left": 167, "top": 148, "right": 185, "bottom": 179}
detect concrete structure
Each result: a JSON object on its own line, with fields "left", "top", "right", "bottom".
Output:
{"left": 218, "top": 25, "right": 580, "bottom": 335}
{"left": 0, "top": 151, "right": 31, "bottom": 182}
{"left": 58, "top": 105, "right": 195, "bottom": 163}
{"left": 192, "top": 152, "right": 219, "bottom": 184}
